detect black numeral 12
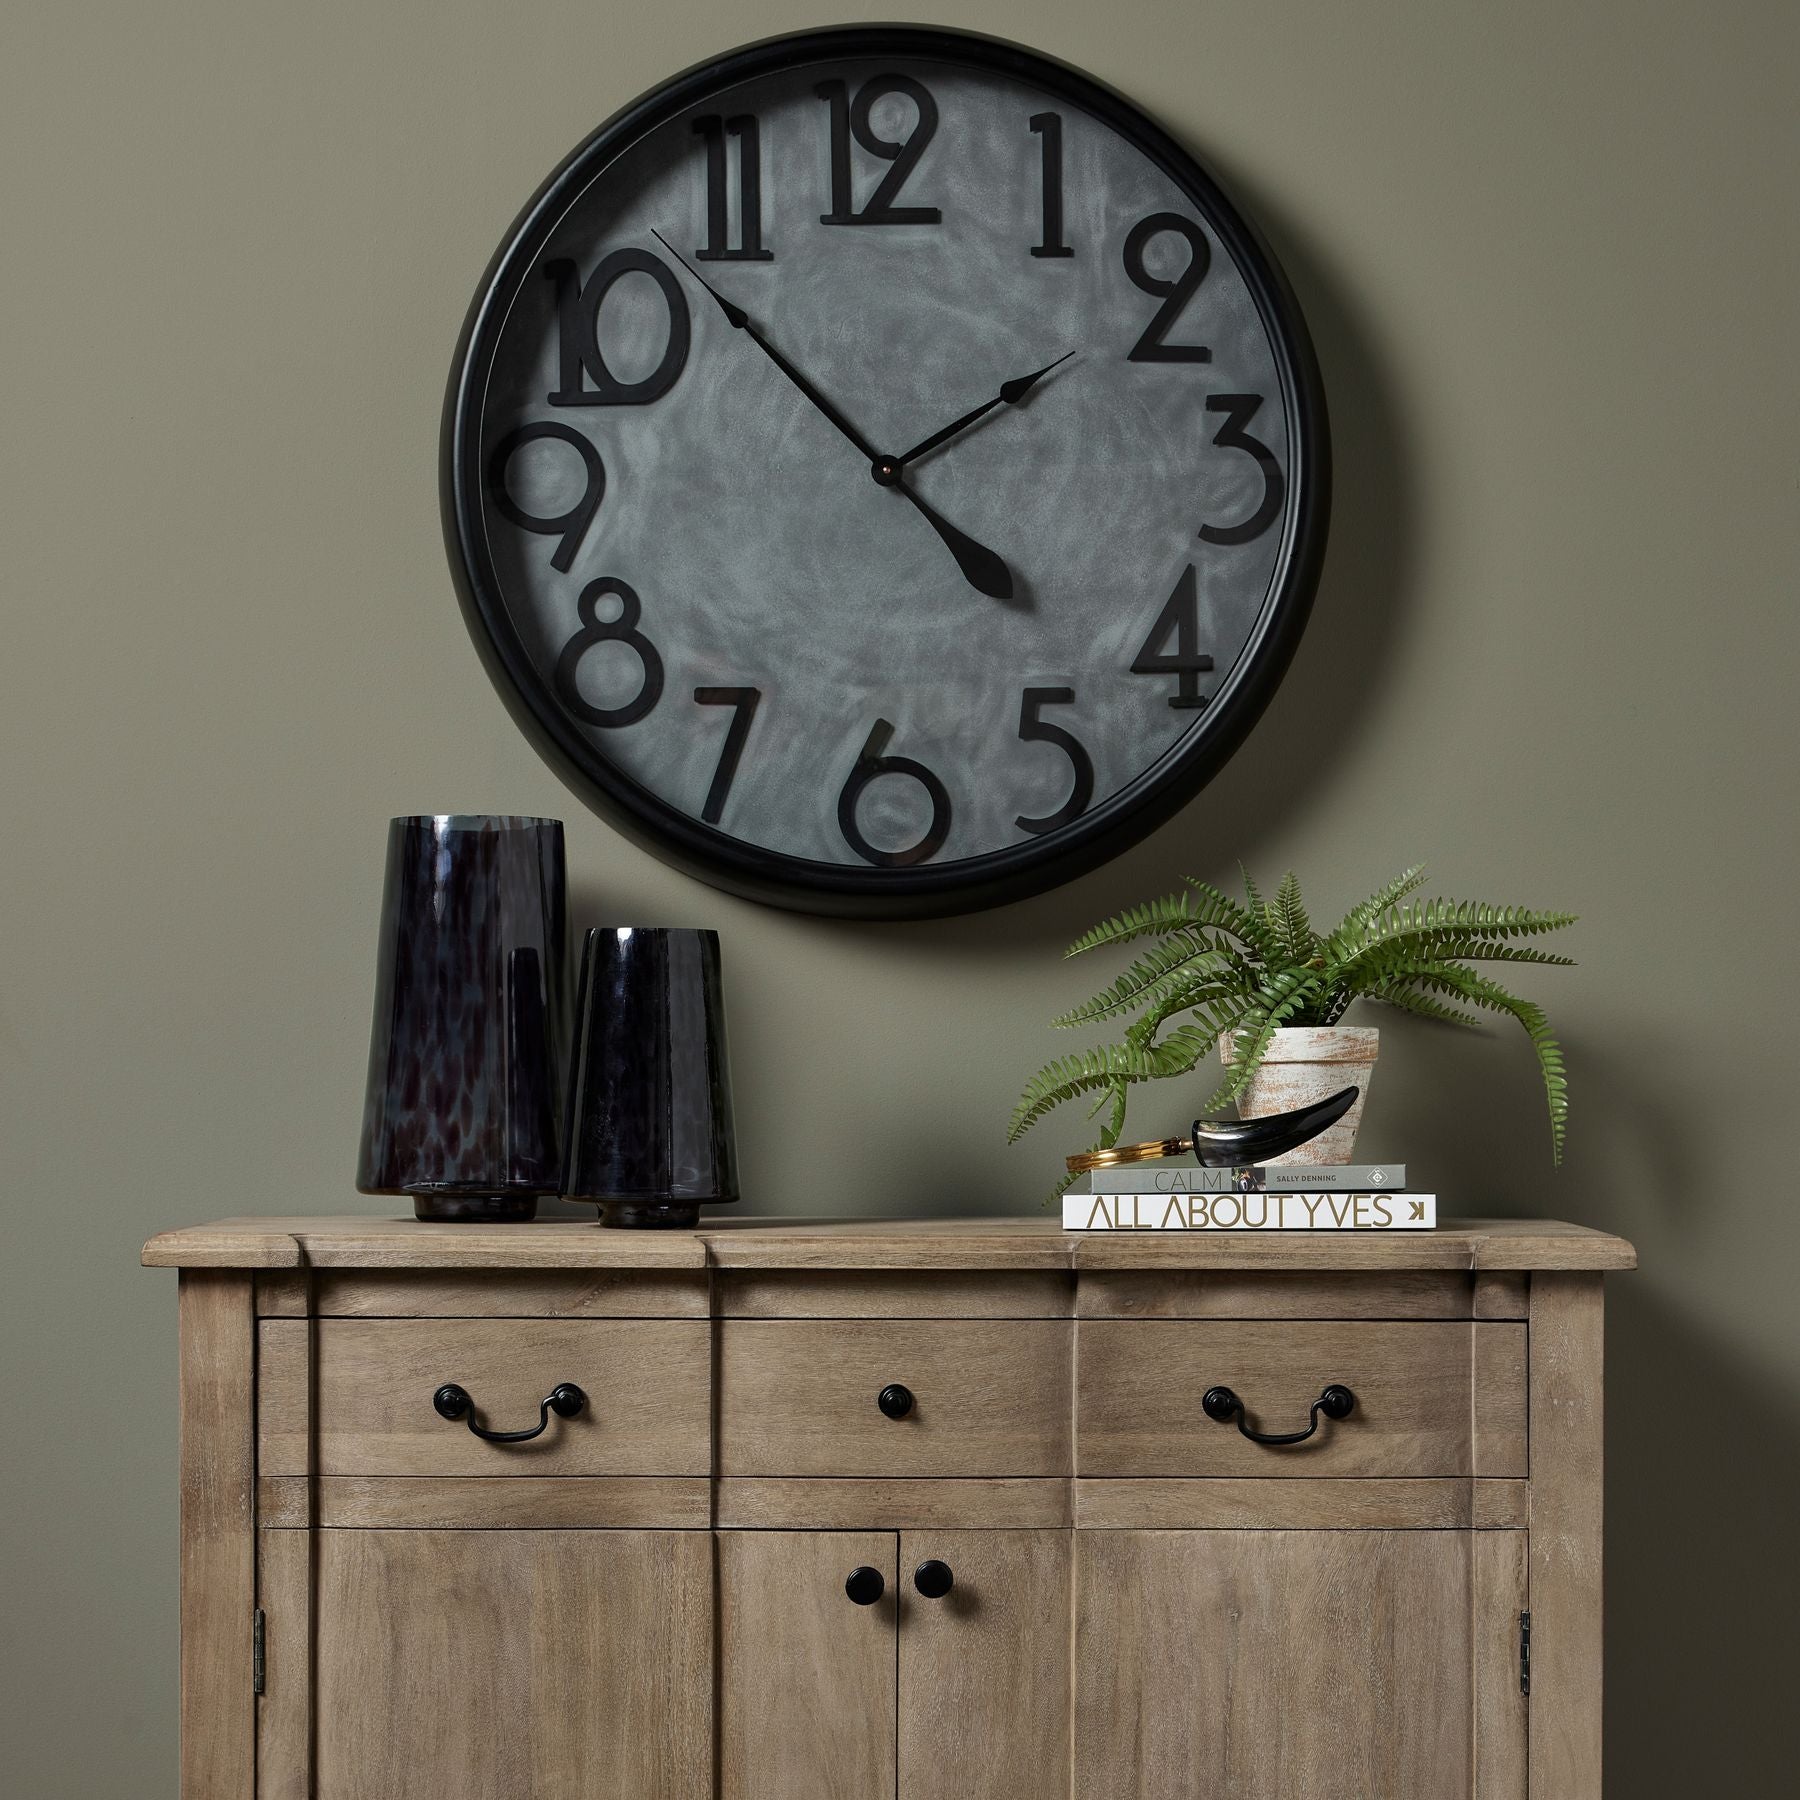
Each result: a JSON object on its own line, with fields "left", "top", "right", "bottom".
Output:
{"left": 816, "top": 77, "right": 942, "bottom": 226}
{"left": 1029, "top": 113, "right": 1073, "bottom": 258}
{"left": 694, "top": 115, "right": 772, "bottom": 261}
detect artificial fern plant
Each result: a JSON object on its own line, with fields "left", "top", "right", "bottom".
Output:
{"left": 1009, "top": 866, "right": 1574, "bottom": 1183}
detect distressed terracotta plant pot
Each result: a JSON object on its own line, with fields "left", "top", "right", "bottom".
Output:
{"left": 1219, "top": 1025, "right": 1380, "bottom": 1165}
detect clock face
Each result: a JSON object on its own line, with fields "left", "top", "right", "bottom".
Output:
{"left": 445, "top": 28, "right": 1327, "bottom": 917}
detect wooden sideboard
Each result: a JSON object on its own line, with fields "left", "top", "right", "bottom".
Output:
{"left": 143, "top": 1215, "right": 1634, "bottom": 1799}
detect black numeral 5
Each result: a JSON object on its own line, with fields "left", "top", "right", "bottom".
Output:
{"left": 1015, "top": 688, "right": 1094, "bottom": 834}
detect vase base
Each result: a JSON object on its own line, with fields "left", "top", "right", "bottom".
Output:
{"left": 412, "top": 1193, "right": 539, "bottom": 1223}
{"left": 597, "top": 1200, "right": 702, "bottom": 1230}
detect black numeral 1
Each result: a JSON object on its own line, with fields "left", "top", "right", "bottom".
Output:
{"left": 1029, "top": 113, "right": 1073, "bottom": 258}
{"left": 695, "top": 115, "right": 772, "bottom": 261}
{"left": 1130, "top": 565, "right": 1214, "bottom": 709}
{"left": 816, "top": 77, "right": 942, "bottom": 226}
{"left": 694, "top": 687, "right": 761, "bottom": 825}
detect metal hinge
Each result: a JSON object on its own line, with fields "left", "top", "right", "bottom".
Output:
{"left": 253, "top": 1609, "right": 266, "bottom": 1696}
{"left": 1519, "top": 1610, "right": 1531, "bottom": 1696}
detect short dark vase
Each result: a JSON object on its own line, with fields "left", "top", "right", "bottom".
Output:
{"left": 356, "top": 815, "right": 568, "bottom": 1222}
{"left": 563, "top": 927, "right": 739, "bottom": 1229}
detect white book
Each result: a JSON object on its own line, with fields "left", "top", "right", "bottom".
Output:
{"left": 1063, "top": 1192, "right": 1437, "bottom": 1231}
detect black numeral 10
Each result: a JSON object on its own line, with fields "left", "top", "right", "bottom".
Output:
{"left": 694, "top": 115, "right": 772, "bottom": 261}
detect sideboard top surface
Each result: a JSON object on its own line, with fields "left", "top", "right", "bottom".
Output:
{"left": 142, "top": 1214, "right": 1636, "bottom": 1273}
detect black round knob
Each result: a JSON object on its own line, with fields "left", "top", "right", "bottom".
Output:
{"left": 433, "top": 1383, "right": 472, "bottom": 1421}
{"left": 547, "top": 1383, "right": 588, "bottom": 1419}
{"left": 913, "top": 1559, "right": 954, "bottom": 1600}
{"left": 844, "top": 1566, "right": 885, "bottom": 1606}
{"left": 1318, "top": 1384, "right": 1356, "bottom": 1421}
{"left": 877, "top": 1383, "right": 915, "bottom": 1420}
{"left": 1200, "top": 1386, "right": 1239, "bottom": 1423}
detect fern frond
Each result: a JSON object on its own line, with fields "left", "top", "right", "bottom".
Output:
{"left": 1008, "top": 1027, "right": 1220, "bottom": 1142}
{"left": 1063, "top": 893, "right": 1201, "bottom": 957}
{"left": 1204, "top": 970, "right": 1325, "bottom": 1112}
{"left": 1050, "top": 933, "right": 1240, "bottom": 1029}
{"left": 1332, "top": 864, "right": 1428, "bottom": 940}
{"left": 1408, "top": 967, "right": 1569, "bottom": 1162}
{"left": 1272, "top": 870, "right": 1316, "bottom": 965}
{"left": 1365, "top": 981, "right": 1484, "bottom": 1028}
{"left": 1331, "top": 899, "right": 1579, "bottom": 969}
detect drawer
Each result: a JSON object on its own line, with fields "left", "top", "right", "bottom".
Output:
{"left": 259, "top": 1318, "right": 710, "bottom": 1476}
{"left": 718, "top": 1319, "right": 1071, "bottom": 1476}
{"left": 1076, "top": 1321, "right": 1526, "bottom": 1477}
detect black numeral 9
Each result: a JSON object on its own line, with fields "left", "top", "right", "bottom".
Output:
{"left": 487, "top": 424, "right": 605, "bottom": 572}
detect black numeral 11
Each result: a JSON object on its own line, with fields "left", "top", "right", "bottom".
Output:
{"left": 695, "top": 114, "right": 772, "bottom": 261}
{"left": 1029, "top": 113, "right": 1073, "bottom": 257}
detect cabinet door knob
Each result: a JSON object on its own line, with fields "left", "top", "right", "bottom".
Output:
{"left": 432, "top": 1382, "right": 587, "bottom": 1443}
{"left": 877, "top": 1383, "right": 915, "bottom": 1419}
{"left": 1201, "top": 1383, "right": 1355, "bottom": 1446}
{"left": 844, "top": 1566, "right": 886, "bottom": 1606}
{"left": 912, "top": 1559, "right": 955, "bottom": 1600}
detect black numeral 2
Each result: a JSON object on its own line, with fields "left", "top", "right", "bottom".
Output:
{"left": 1123, "top": 214, "right": 1211, "bottom": 363}
{"left": 1199, "top": 395, "right": 1285, "bottom": 545}
{"left": 546, "top": 250, "right": 691, "bottom": 406}
{"left": 1131, "top": 565, "right": 1214, "bottom": 709}
{"left": 695, "top": 115, "right": 772, "bottom": 261}
{"left": 816, "top": 77, "right": 942, "bottom": 226}
{"left": 694, "top": 686, "right": 761, "bottom": 825}
{"left": 1029, "top": 113, "right": 1073, "bottom": 258}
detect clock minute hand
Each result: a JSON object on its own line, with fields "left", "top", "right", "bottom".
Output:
{"left": 893, "top": 351, "right": 1075, "bottom": 469}
{"left": 652, "top": 229, "right": 879, "bottom": 462}
{"left": 653, "top": 229, "right": 1017, "bottom": 603}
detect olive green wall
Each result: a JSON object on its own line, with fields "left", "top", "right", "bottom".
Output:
{"left": 2, "top": 0, "right": 1794, "bottom": 1789}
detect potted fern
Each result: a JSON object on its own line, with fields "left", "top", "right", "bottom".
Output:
{"left": 1010, "top": 866, "right": 1575, "bottom": 1181}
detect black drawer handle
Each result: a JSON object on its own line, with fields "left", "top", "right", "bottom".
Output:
{"left": 432, "top": 1382, "right": 587, "bottom": 1443}
{"left": 845, "top": 1566, "right": 886, "bottom": 1606}
{"left": 877, "top": 1383, "right": 915, "bottom": 1420}
{"left": 1202, "top": 1383, "right": 1355, "bottom": 1446}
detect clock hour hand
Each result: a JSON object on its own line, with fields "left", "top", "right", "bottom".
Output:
{"left": 652, "top": 230, "right": 879, "bottom": 462}
{"left": 885, "top": 480, "right": 1015, "bottom": 600}
{"left": 892, "top": 351, "right": 1075, "bottom": 470}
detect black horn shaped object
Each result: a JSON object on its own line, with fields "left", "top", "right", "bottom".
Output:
{"left": 1189, "top": 1086, "right": 1359, "bottom": 1167}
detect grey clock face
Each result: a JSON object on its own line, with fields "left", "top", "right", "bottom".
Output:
{"left": 461, "top": 42, "right": 1313, "bottom": 899}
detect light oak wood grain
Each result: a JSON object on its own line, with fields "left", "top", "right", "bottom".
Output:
{"left": 1475, "top": 1529, "right": 1530, "bottom": 1799}
{"left": 1076, "top": 1269, "right": 1528, "bottom": 1319}
{"left": 719, "top": 1319, "right": 1071, "bottom": 1477}
{"left": 255, "top": 1270, "right": 311, "bottom": 1316}
{"left": 312, "top": 1529, "right": 711, "bottom": 1799}
{"left": 898, "top": 1530, "right": 1070, "bottom": 1800}
{"left": 717, "top": 1270, "right": 1073, "bottom": 1317}
{"left": 258, "top": 1317, "right": 709, "bottom": 1477}
{"left": 1076, "top": 1320, "right": 1527, "bottom": 1478}
{"left": 143, "top": 1213, "right": 1637, "bottom": 1272}
{"left": 258, "top": 1474, "right": 710, "bottom": 1530}
{"left": 178, "top": 1271, "right": 256, "bottom": 1800}
{"left": 1073, "top": 1476, "right": 1529, "bottom": 1530}
{"left": 719, "top": 1531, "right": 896, "bottom": 1800}
{"left": 256, "top": 1526, "right": 311, "bottom": 1800}
{"left": 716, "top": 1478, "right": 1072, "bottom": 1530}
{"left": 309, "top": 1268, "right": 710, "bottom": 1317}
{"left": 1074, "top": 1529, "right": 1524, "bottom": 1798}
{"left": 1527, "top": 1273, "right": 1605, "bottom": 1799}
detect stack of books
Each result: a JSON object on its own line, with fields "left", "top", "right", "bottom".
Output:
{"left": 1061, "top": 1163, "right": 1435, "bottom": 1231}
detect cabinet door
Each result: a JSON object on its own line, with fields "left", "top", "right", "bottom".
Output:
{"left": 719, "top": 1531, "right": 897, "bottom": 1800}
{"left": 300, "top": 1529, "right": 710, "bottom": 1800}
{"left": 1074, "top": 1529, "right": 1526, "bottom": 1800}
{"left": 898, "top": 1530, "right": 1071, "bottom": 1800}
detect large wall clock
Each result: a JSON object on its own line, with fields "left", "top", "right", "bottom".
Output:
{"left": 443, "top": 25, "right": 1328, "bottom": 918}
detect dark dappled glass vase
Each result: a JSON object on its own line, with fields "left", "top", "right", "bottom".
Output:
{"left": 564, "top": 927, "right": 739, "bottom": 1228}
{"left": 356, "top": 815, "right": 568, "bottom": 1221}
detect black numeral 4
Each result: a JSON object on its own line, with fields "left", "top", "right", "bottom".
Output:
{"left": 1131, "top": 565, "right": 1214, "bottom": 709}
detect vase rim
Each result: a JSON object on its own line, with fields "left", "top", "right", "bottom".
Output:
{"left": 390, "top": 814, "right": 563, "bottom": 832}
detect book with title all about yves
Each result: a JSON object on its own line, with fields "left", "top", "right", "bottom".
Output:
{"left": 1063, "top": 1191, "right": 1437, "bottom": 1231}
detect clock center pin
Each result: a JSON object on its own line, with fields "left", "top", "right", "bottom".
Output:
{"left": 870, "top": 456, "right": 902, "bottom": 487}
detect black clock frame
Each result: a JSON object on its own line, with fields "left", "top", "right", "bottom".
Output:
{"left": 442, "top": 24, "right": 1330, "bottom": 920}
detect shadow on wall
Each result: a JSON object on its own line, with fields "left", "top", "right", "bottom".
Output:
{"left": 887, "top": 145, "right": 1424, "bottom": 961}
{"left": 1606, "top": 1282, "right": 1797, "bottom": 1792}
